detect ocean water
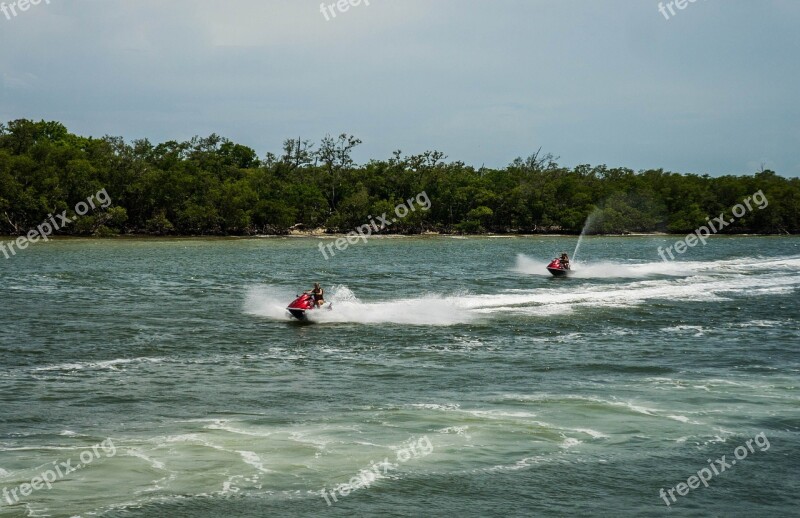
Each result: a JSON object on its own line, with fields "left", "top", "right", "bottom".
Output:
{"left": 0, "top": 236, "right": 798, "bottom": 517}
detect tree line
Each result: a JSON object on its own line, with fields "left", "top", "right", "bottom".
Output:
{"left": 1, "top": 119, "right": 798, "bottom": 237}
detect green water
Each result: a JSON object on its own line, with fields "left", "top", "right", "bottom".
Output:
{"left": 1, "top": 236, "right": 798, "bottom": 517}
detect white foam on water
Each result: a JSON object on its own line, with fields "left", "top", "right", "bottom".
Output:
{"left": 666, "top": 415, "right": 703, "bottom": 425}
{"left": 463, "top": 409, "right": 539, "bottom": 420}
{"left": 404, "top": 403, "right": 611, "bottom": 440}
{"left": 287, "top": 431, "right": 332, "bottom": 449}
{"left": 205, "top": 420, "right": 274, "bottom": 438}
{"left": 406, "top": 403, "right": 461, "bottom": 411}
{"left": 468, "top": 270, "right": 799, "bottom": 315}
{"left": 237, "top": 451, "right": 272, "bottom": 473}
{"left": 512, "top": 254, "right": 555, "bottom": 277}
{"left": 514, "top": 253, "right": 800, "bottom": 279}
{"left": 244, "top": 285, "right": 473, "bottom": 326}
{"left": 570, "top": 428, "right": 609, "bottom": 439}
{"left": 245, "top": 254, "right": 799, "bottom": 323}
{"left": 748, "top": 286, "right": 796, "bottom": 295}
{"left": 243, "top": 285, "right": 299, "bottom": 320}
{"left": 643, "top": 377, "right": 778, "bottom": 393}
{"left": 661, "top": 325, "right": 705, "bottom": 332}
{"left": 126, "top": 448, "right": 167, "bottom": 470}
{"left": 572, "top": 260, "right": 694, "bottom": 278}
{"left": 661, "top": 325, "right": 705, "bottom": 337}
{"left": 309, "top": 291, "right": 473, "bottom": 326}
{"left": 221, "top": 476, "right": 242, "bottom": 494}
{"left": 560, "top": 437, "right": 582, "bottom": 449}
{"left": 620, "top": 401, "right": 660, "bottom": 417}
{"left": 32, "top": 357, "right": 163, "bottom": 372}
{"left": 494, "top": 393, "right": 685, "bottom": 421}
{"left": 32, "top": 362, "right": 90, "bottom": 372}
{"left": 483, "top": 454, "right": 556, "bottom": 473}
{"left": 436, "top": 426, "right": 470, "bottom": 437}
{"left": 733, "top": 319, "right": 784, "bottom": 328}
{"left": 514, "top": 253, "right": 693, "bottom": 278}
{"left": 0, "top": 445, "right": 89, "bottom": 452}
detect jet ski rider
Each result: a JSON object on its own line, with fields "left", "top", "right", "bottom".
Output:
{"left": 305, "top": 283, "right": 325, "bottom": 307}
{"left": 559, "top": 253, "right": 571, "bottom": 270}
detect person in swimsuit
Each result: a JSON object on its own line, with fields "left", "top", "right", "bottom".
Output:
{"left": 560, "top": 253, "right": 570, "bottom": 270}
{"left": 305, "top": 283, "right": 325, "bottom": 307}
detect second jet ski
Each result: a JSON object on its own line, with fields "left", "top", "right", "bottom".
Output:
{"left": 286, "top": 293, "right": 332, "bottom": 320}
{"left": 546, "top": 257, "right": 572, "bottom": 277}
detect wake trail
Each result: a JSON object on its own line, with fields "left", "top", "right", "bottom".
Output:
{"left": 245, "top": 255, "right": 800, "bottom": 323}
{"left": 513, "top": 253, "right": 800, "bottom": 279}
{"left": 244, "top": 285, "right": 473, "bottom": 326}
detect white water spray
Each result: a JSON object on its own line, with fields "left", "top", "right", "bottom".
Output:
{"left": 244, "top": 285, "right": 473, "bottom": 325}
{"left": 572, "top": 208, "right": 603, "bottom": 262}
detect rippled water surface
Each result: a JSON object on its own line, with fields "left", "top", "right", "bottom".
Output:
{"left": 1, "top": 236, "right": 798, "bottom": 517}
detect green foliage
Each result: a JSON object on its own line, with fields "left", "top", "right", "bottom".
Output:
{"left": 0, "top": 119, "right": 798, "bottom": 236}
{"left": 146, "top": 211, "right": 175, "bottom": 235}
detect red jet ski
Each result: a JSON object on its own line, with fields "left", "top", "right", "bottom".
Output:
{"left": 547, "top": 258, "right": 572, "bottom": 277}
{"left": 287, "top": 293, "right": 331, "bottom": 320}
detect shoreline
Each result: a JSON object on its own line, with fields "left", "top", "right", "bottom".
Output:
{"left": 1, "top": 232, "right": 794, "bottom": 241}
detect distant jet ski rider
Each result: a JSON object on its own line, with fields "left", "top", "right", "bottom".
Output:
{"left": 559, "top": 253, "right": 571, "bottom": 270}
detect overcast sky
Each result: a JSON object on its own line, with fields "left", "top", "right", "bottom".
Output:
{"left": 1, "top": 0, "right": 798, "bottom": 175}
